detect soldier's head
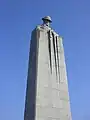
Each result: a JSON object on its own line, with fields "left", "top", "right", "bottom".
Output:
{"left": 42, "top": 16, "right": 52, "bottom": 27}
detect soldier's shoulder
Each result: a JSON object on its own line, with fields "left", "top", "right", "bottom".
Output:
{"left": 35, "top": 24, "right": 50, "bottom": 31}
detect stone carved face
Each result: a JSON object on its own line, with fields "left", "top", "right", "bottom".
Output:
{"left": 43, "top": 20, "right": 50, "bottom": 27}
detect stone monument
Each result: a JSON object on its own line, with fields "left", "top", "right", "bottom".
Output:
{"left": 24, "top": 16, "right": 72, "bottom": 120}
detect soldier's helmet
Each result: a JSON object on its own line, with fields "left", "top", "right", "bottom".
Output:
{"left": 42, "top": 16, "right": 52, "bottom": 23}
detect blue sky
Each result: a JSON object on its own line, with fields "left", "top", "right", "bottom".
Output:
{"left": 0, "top": 0, "right": 90, "bottom": 120}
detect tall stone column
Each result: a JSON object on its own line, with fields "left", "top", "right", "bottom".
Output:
{"left": 24, "top": 16, "right": 72, "bottom": 120}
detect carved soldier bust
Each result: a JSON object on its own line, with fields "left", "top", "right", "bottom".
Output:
{"left": 42, "top": 16, "right": 52, "bottom": 27}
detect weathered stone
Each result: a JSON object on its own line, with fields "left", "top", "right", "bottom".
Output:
{"left": 24, "top": 16, "right": 72, "bottom": 120}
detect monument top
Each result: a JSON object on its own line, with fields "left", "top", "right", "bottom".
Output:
{"left": 35, "top": 16, "right": 61, "bottom": 38}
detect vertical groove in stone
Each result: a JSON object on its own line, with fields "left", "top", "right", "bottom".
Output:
{"left": 52, "top": 32, "right": 57, "bottom": 77}
{"left": 48, "top": 30, "right": 52, "bottom": 74}
{"left": 56, "top": 36, "right": 60, "bottom": 83}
